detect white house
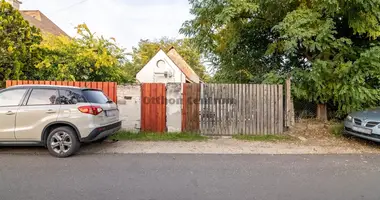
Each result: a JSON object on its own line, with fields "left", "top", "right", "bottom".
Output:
{"left": 136, "top": 47, "right": 201, "bottom": 83}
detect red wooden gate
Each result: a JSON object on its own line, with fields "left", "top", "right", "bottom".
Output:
{"left": 182, "top": 83, "right": 200, "bottom": 132}
{"left": 6, "top": 80, "right": 117, "bottom": 103}
{"left": 141, "top": 83, "right": 166, "bottom": 133}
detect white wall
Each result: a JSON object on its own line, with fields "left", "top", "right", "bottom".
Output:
{"left": 166, "top": 83, "right": 182, "bottom": 132}
{"left": 117, "top": 84, "right": 141, "bottom": 132}
{"left": 136, "top": 50, "right": 186, "bottom": 83}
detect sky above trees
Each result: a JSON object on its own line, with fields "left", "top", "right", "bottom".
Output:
{"left": 22, "top": 0, "right": 193, "bottom": 51}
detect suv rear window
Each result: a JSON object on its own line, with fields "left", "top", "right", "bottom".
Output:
{"left": 82, "top": 90, "right": 110, "bottom": 104}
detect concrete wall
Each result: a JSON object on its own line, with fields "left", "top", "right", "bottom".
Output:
{"left": 136, "top": 50, "right": 186, "bottom": 84}
{"left": 166, "top": 83, "right": 182, "bottom": 132}
{"left": 117, "top": 84, "right": 141, "bottom": 132}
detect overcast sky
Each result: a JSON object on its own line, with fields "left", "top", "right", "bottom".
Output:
{"left": 22, "top": 0, "right": 193, "bottom": 51}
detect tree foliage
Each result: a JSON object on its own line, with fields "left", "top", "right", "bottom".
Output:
{"left": 0, "top": 0, "right": 42, "bottom": 87}
{"left": 181, "top": 0, "right": 294, "bottom": 83}
{"left": 0, "top": 0, "right": 133, "bottom": 85}
{"left": 130, "top": 37, "right": 210, "bottom": 81}
{"left": 35, "top": 24, "right": 134, "bottom": 83}
{"left": 181, "top": 0, "right": 380, "bottom": 116}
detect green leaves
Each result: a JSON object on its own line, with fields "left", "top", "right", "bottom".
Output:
{"left": 292, "top": 45, "right": 380, "bottom": 116}
{"left": 182, "top": 0, "right": 296, "bottom": 83}
{"left": 0, "top": 0, "right": 134, "bottom": 86}
{"left": 34, "top": 25, "right": 133, "bottom": 83}
{"left": 181, "top": 0, "right": 260, "bottom": 54}
{"left": 273, "top": 8, "right": 342, "bottom": 58}
{"left": 183, "top": 0, "right": 380, "bottom": 116}
{"left": 0, "top": 0, "right": 42, "bottom": 87}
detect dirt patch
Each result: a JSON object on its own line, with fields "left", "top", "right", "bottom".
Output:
{"left": 286, "top": 119, "right": 380, "bottom": 153}
{"left": 80, "top": 138, "right": 380, "bottom": 154}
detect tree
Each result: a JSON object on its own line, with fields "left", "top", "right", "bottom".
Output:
{"left": 0, "top": 0, "right": 42, "bottom": 87}
{"left": 130, "top": 37, "right": 210, "bottom": 81}
{"left": 35, "top": 24, "right": 134, "bottom": 83}
{"left": 0, "top": 1, "right": 133, "bottom": 85}
{"left": 181, "top": 0, "right": 294, "bottom": 83}
{"left": 268, "top": 0, "right": 380, "bottom": 119}
{"left": 181, "top": 0, "right": 380, "bottom": 119}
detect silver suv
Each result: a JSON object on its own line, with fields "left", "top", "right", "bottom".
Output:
{"left": 0, "top": 85, "right": 121, "bottom": 157}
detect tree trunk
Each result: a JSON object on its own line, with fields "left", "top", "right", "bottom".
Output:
{"left": 316, "top": 104, "right": 327, "bottom": 121}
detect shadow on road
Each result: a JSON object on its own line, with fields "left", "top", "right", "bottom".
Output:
{"left": 342, "top": 134, "right": 380, "bottom": 149}
{"left": 0, "top": 146, "right": 46, "bottom": 155}
{"left": 0, "top": 141, "right": 116, "bottom": 155}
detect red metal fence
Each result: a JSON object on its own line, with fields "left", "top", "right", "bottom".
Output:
{"left": 140, "top": 83, "right": 166, "bottom": 133}
{"left": 6, "top": 80, "right": 117, "bottom": 103}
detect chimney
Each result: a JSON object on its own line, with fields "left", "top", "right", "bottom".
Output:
{"left": 5, "top": 0, "right": 21, "bottom": 10}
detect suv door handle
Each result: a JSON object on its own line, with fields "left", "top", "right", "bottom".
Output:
{"left": 5, "top": 111, "right": 15, "bottom": 115}
{"left": 46, "top": 109, "right": 56, "bottom": 114}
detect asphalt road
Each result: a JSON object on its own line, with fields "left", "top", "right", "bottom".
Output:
{"left": 1, "top": 154, "right": 380, "bottom": 200}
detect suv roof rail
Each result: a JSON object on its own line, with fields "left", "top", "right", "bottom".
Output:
{"left": 7, "top": 84, "right": 83, "bottom": 89}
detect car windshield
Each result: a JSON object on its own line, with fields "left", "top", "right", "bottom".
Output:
{"left": 82, "top": 90, "right": 110, "bottom": 104}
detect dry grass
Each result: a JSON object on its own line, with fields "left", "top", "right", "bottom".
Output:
{"left": 287, "top": 119, "right": 380, "bottom": 151}
{"left": 233, "top": 134, "right": 294, "bottom": 142}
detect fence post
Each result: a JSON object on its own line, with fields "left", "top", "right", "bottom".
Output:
{"left": 285, "top": 78, "right": 295, "bottom": 128}
{"left": 5, "top": 80, "right": 11, "bottom": 88}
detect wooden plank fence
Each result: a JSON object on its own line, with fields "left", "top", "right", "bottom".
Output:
{"left": 182, "top": 83, "right": 200, "bottom": 132}
{"left": 141, "top": 83, "right": 166, "bottom": 133}
{"left": 5, "top": 80, "right": 117, "bottom": 103}
{"left": 200, "top": 84, "right": 284, "bottom": 135}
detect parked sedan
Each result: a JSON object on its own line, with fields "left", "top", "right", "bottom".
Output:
{"left": 344, "top": 108, "right": 380, "bottom": 142}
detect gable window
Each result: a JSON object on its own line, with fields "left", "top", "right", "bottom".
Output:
{"left": 156, "top": 60, "right": 166, "bottom": 68}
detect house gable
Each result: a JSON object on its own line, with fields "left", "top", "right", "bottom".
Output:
{"left": 136, "top": 49, "right": 186, "bottom": 83}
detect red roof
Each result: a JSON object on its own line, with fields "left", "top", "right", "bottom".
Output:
{"left": 20, "top": 10, "right": 68, "bottom": 37}
{"left": 166, "top": 47, "right": 200, "bottom": 83}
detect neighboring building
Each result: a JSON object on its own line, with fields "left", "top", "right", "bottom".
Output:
{"left": 20, "top": 10, "right": 68, "bottom": 36}
{"left": 136, "top": 47, "right": 201, "bottom": 84}
{"left": 5, "top": 0, "right": 68, "bottom": 36}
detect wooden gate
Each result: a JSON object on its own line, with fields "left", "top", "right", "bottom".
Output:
{"left": 200, "top": 84, "right": 284, "bottom": 135}
{"left": 182, "top": 83, "right": 200, "bottom": 132}
{"left": 6, "top": 80, "right": 117, "bottom": 102}
{"left": 141, "top": 83, "right": 166, "bottom": 133}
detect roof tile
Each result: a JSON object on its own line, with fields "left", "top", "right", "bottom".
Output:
{"left": 20, "top": 10, "right": 68, "bottom": 37}
{"left": 166, "top": 47, "right": 200, "bottom": 83}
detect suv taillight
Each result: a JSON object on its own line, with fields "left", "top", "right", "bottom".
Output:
{"left": 78, "top": 106, "right": 103, "bottom": 115}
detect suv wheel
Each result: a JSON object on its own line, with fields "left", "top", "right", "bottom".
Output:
{"left": 46, "top": 126, "right": 80, "bottom": 158}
